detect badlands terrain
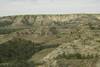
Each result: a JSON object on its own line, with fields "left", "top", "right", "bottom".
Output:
{"left": 0, "top": 14, "right": 100, "bottom": 67}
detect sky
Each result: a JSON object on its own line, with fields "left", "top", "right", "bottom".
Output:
{"left": 0, "top": 0, "right": 100, "bottom": 16}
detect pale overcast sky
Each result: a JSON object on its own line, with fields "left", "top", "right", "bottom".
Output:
{"left": 0, "top": 0, "right": 100, "bottom": 16}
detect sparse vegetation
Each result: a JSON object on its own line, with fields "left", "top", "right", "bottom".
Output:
{"left": 0, "top": 28, "right": 22, "bottom": 34}
{"left": 0, "top": 61, "right": 35, "bottom": 67}
{"left": 0, "top": 21, "right": 13, "bottom": 27}
{"left": 57, "top": 52, "right": 99, "bottom": 59}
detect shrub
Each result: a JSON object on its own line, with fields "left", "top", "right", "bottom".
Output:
{"left": 57, "top": 52, "right": 99, "bottom": 59}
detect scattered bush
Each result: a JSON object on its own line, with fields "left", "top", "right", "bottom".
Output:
{"left": 57, "top": 52, "right": 99, "bottom": 59}
{"left": 0, "top": 61, "right": 35, "bottom": 67}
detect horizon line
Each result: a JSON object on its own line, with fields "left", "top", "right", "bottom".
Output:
{"left": 0, "top": 12, "right": 100, "bottom": 17}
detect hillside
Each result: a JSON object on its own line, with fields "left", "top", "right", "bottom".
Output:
{"left": 0, "top": 14, "right": 100, "bottom": 67}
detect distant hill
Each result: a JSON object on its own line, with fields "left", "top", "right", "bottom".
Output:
{"left": 0, "top": 14, "right": 100, "bottom": 28}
